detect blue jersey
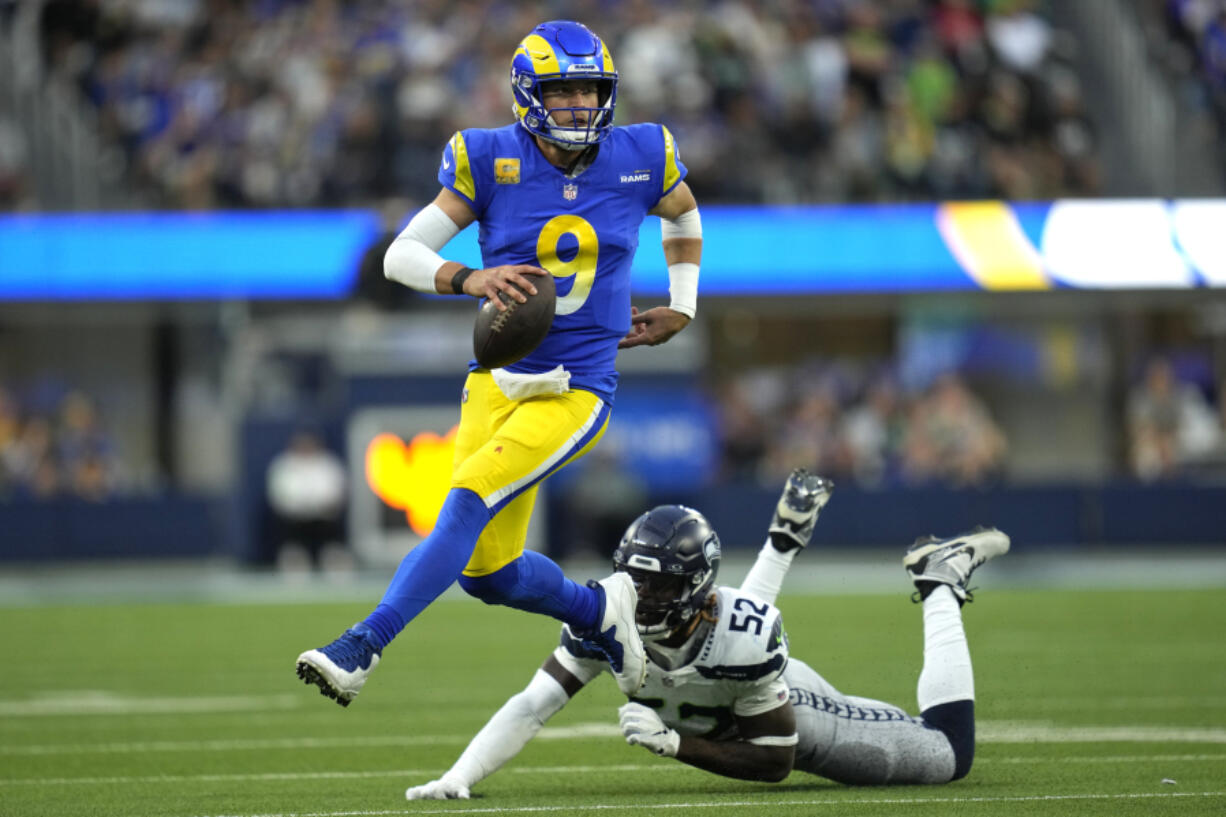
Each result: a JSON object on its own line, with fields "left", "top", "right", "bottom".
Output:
{"left": 439, "top": 122, "right": 687, "bottom": 402}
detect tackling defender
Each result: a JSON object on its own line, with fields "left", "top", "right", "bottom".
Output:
{"left": 406, "top": 469, "right": 1009, "bottom": 798}
{"left": 297, "top": 20, "right": 703, "bottom": 703}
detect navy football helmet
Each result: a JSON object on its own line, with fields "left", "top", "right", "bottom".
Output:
{"left": 613, "top": 505, "right": 721, "bottom": 641}
{"left": 510, "top": 20, "right": 618, "bottom": 149}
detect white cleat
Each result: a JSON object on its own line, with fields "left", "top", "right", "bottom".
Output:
{"left": 295, "top": 623, "right": 382, "bottom": 707}
{"left": 902, "top": 525, "right": 1010, "bottom": 603}
{"left": 768, "top": 467, "right": 834, "bottom": 551}
{"left": 579, "top": 572, "right": 647, "bottom": 695}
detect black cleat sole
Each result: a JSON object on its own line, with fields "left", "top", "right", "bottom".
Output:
{"left": 296, "top": 661, "right": 351, "bottom": 708}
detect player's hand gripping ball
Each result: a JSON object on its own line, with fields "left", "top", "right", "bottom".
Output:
{"left": 472, "top": 273, "right": 556, "bottom": 369}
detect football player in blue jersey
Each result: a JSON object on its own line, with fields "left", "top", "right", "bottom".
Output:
{"left": 296, "top": 20, "right": 703, "bottom": 705}
{"left": 404, "top": 469, "right": 1010, "bottom": 799}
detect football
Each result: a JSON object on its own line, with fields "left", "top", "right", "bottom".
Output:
{"left": 472, "top": 273, "right": 556, "bottom": 369}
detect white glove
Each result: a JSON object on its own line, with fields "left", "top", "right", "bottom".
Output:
{"left": 405, "top": 773, "right": 471, "bottom": 800}
{"left": 618, "top": 702, "right": 680, "bottom": 758}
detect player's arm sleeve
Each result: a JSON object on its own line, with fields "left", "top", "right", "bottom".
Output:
{"left": 651, "top": 125, "right": 699, "bottom": 318}
{"left": 383, "top": 202, "right": 462, "bottom": 293}
{"left": 440, "top": 668, "right": 573, "bottom": 790}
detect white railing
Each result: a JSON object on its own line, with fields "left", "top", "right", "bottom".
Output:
{"left": 0, "top": 3, "right": 123, "bottom": 209}
{"left": 1063, "top": 0, "right": 1177, "bottom": 194}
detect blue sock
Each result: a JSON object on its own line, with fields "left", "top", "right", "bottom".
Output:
{"left": 457, "top": 550, "right": 601, "bottom": 629}
{"left": 362, "top": 488, "right": 490, "bottom": 648}
{"left": 922, "top": 699, "right": 975, "bottom": 780}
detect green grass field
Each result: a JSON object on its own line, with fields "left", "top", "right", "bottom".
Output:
{"left": 3, "top": 585, "right": 1224, "bottom": 817}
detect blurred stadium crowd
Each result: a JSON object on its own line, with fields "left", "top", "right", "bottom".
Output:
{"left": 10, "top": 0, "right": 1106, "bottom": 211}
{"left": 0, "top": 384, "right": 121, "bottom": 501}
{"left": 716, "top": 366, "right": 1007, "bottom": 489}
{"left": 4, "top": 350, "right": 1223, "bottom": 504}
{"left": 715, "top": 355, "right": 1226, "bottom": 489}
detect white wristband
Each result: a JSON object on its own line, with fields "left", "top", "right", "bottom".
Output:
{"left": 384, "top": 203, "right": 463, "bottom": 293}
{"left": 667, "top": 262, "right": 699, "bottom": 319}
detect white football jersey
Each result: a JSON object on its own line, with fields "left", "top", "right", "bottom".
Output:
{"left": 554, "top": 585, "right": 791, "bottom": 739}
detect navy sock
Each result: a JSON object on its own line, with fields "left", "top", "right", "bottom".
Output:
{"left": 922, "top": 699, "right": 975, "bottom": 780}
{"left": 362, "top": 488, "right": 490, "bottom": 648}
{"left": 457, "top": 550, "right": 601, "bottom": 629}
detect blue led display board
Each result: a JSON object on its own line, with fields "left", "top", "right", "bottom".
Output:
{"left": 2, "top": 200, "right": 1224, "bottom": 300}
{"left": 0, "top": 210, "right": 378, "bottom": 299}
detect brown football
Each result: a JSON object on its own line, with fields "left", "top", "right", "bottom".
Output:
{"left": 472, "top": 273, "right": 556, "bottom": 369}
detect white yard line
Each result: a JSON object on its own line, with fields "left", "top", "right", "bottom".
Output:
{"left": 3, "top": 755, "right": 1225, "bottom": 787}
{"left": 187, "top": 792, "right": 1226, "bottom": 817}
{"left": 0, "top": 691, "right": 302, "bottom": 716}
{"left": 978, "top": 721, "right": 1226, "bottom": 743}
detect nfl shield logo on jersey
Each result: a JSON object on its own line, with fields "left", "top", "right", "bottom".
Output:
{"left": 562, "top": 183, "right": 578, "bottom": 201}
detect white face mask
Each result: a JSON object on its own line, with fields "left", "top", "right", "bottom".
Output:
{"left": 540, "top": 99, "right": 613, "bottom": 149}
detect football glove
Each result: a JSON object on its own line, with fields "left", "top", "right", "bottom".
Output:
{"left": 405, "top": 773, "right": 470, "bottom": 800}
{"left": 619, "top": 702, "right": 680, "bottom": 757}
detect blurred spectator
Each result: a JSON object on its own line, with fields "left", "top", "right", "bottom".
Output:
{"left": 0, "top": 388, "right": 24, "bottom": 494}
{"left": 839, "top": 373, "right": 907, "bottom": 487}
{"left": 56, "top": 390, "right": 120, "bottom": 500}
{"left": 763, "top": 381, "right": 845, "bottom": 483}
{"left": 933, "top": 0, "right": 988, "bottom": 73}
{"left": 901, "top": 371, "right": 1008, "bottom": 487}
{"left": 984, "top": 0, "right": 1052, "bottom": 77}
{"left": 3, "top": 415, "right": 58, "bottom": 499}
{"left": 35, "top": 0, "right": 1102, "bottom": 208}
{"left": 265, "top": 429, "right": 349, "bottom": 574}
{"left": 1203, "top": 5, "right": 1226, "bottom": 132}
{"left": 1126, "top": 357, "right": 1222, "bottom": 481}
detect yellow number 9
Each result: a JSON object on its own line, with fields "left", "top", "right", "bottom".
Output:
{"left": 536, "top": 215, "right": 598, "bottom": 315}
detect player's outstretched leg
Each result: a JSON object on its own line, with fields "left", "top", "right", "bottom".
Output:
{"left": 905, "top": 526, "right": 1008, "bottom": 782}
{"left": 573, "top": 572, "right": 647, "bottom": 694}
{"left": 902, "top": 525, "right": 1009, "bottom": 604}
{"left": 741, "top": 469, "right": 834, "bottom": 605}
{"left": 296, "top": 622, "right": 383, "bottom": 707}
{"left": 767, "top": 468, "right": 834, "bottom": 552}
{"left": 294, "top": 488, "right": 490, "bottom": 707}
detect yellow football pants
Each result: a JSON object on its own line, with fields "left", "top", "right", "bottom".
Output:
{"left": 452, "top": 370, "right": 610, "bottom": 576}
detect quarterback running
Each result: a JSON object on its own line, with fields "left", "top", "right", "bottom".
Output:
{"left": 406, "top": 469, "right": 1009, "bottom": 798}
{"left": 296, "top": 20, "right": 703, "bottom": 706}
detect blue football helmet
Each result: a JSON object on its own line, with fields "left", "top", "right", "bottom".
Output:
{"left": 613, "top": 505, "right": 721, "bottom": 641}
{"left": 510, "top": 20, "right": 618, "bottom": 150}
